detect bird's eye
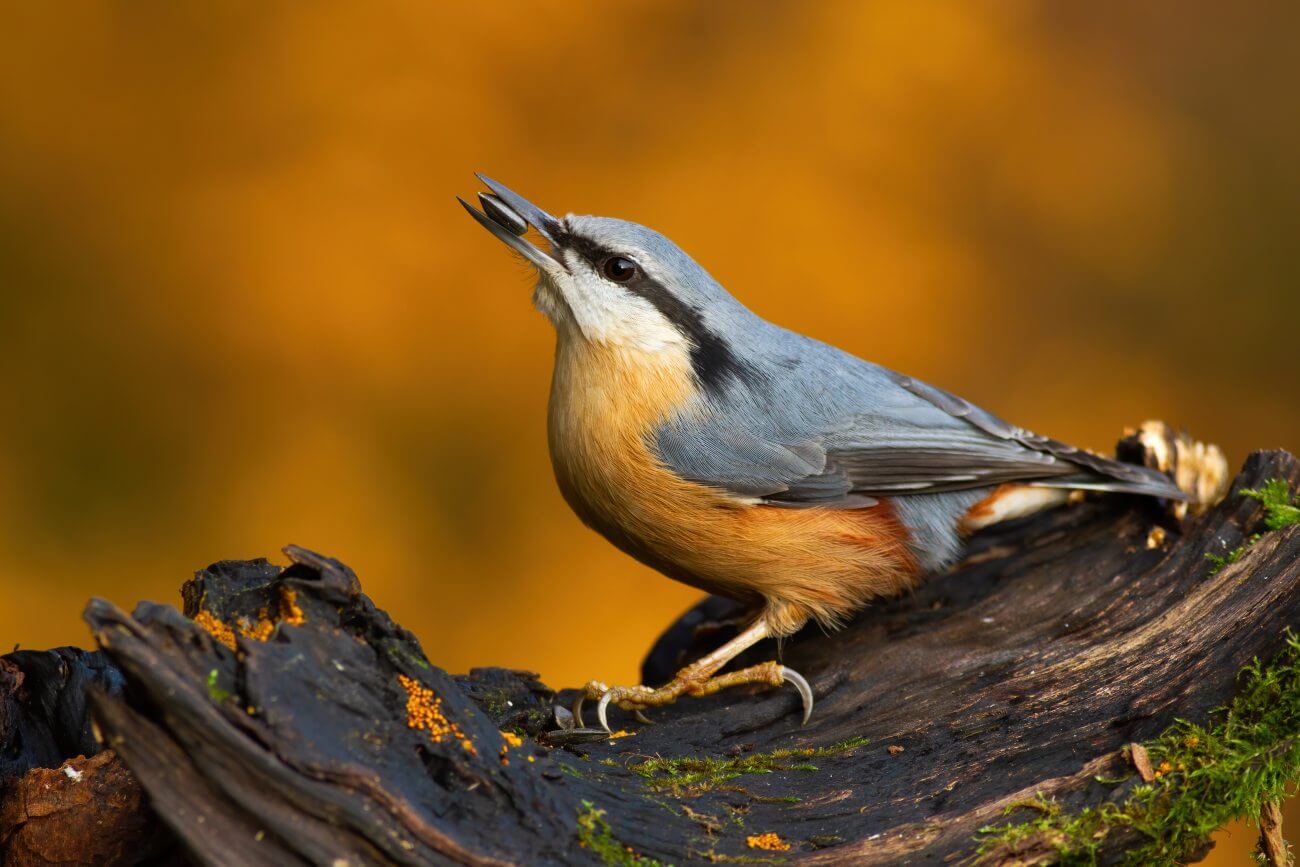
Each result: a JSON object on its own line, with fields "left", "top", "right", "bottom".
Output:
{"left": 600, "top": 256, "right": 638, "bottom": 283}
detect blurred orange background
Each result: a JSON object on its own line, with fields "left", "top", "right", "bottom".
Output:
{"left": 1, "top": 3, "right": 1296, "bottom": 862}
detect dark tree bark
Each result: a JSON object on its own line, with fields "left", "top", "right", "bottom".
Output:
{"left": 3, "top": 449, "right": 1299, "bottom": 866}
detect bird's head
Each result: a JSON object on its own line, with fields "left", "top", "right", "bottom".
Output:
{"left": 460, "top": 175, "right": 752, "bottom": 378}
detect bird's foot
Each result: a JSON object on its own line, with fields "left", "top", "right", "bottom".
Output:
{"left": 573, "top": 661, "right": 813, "bottom": 732}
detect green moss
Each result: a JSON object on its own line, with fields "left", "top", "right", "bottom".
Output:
{"left": 977, "top": 631, "right": 1300, "bottom": 866}
{"left": 379, "top": 638, "right": 431, "bottom": 670}
{"left": 648, "top": 796, "right": 683, "bottom": 818}
{"left": 558, "top": 761, "right": 590, "bottom": 780}
{"left": 806, "top": 834, "right": 844, "bottom": 848}
{"left": 477, "top": 687, "right": 512, "bottom": 717}
{"left": 1207, "top": 479, "right": 1299, "bottom": 574}
{"left": 724, "top": 803, "right": 747, "bottom": 828}
{"left": 1207, "top": 535, "right": 1262, "bottom": 574}
{"left": 627, "top": 737, "right": 869, "bottom": 797}
{"left": 206, "top": 668, "right": 230, "bottom": 702}
{"left": 1243, "top": 479, "right": 1300, "bottom": 531}
{"left": 577, "top": 800, "right": 670, "bottom": 866}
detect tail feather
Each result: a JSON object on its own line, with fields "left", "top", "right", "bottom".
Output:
{"left": 1030, "top": 467, "right": 1189, "bottom": 501}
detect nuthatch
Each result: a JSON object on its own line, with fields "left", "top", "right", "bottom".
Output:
{"left": 459, "top": 175, "right": 1186, "bottom": 731}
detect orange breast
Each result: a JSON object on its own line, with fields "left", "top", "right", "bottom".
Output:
{"left": 547, "top": 335, "right": 918, "bottom": 635}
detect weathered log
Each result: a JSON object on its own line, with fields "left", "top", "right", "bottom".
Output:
{"left": 0, "top": 649, "right": 176, "bottom": 865}
{"left": 4, "top": 449, "right": 1300, "bottom": 865}
{"left": 0, "top": 751, "right": 174, "bottom": 867}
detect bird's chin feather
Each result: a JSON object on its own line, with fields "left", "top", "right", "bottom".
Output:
{"left": 532, "top": 279, "right": 571, "bottom": 327}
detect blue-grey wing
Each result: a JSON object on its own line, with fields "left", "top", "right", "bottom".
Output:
{"left": 655, "top": 423, "right": 874, "bottom": 507}
{"left": 653, "top": 353, "right": 1184, "bottom": 505}
{"left": 875, "top": 371, "right": 1183, "bottom": 496}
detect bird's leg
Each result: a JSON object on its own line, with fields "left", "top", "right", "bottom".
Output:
{"left": 574, "top": 617, "right": 814, "bottom": 732}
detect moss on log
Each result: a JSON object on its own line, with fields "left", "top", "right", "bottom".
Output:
{"left": 3, "top": 449, "right": 1300, "bottom": 865}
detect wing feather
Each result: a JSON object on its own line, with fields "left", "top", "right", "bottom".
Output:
{"left": 652, "top": 343, "right": 1185, "bottom": 505}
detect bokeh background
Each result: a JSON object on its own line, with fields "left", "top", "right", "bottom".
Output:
{"left": 1, "top": 3, "right": 1297, "bottom": 861}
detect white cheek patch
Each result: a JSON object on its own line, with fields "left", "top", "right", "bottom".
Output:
{"left": 555, "top": 256, "right": 687, "bottom": 354}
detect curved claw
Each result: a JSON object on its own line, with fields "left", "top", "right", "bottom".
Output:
{"left": 576, "top": 689, "right": 652, "bottom": 732}
{"left": 781, "top": 666, "right": 814, "bottom": 726}
{"left": 596, "top": 690, "right": 615, "bottom": 733}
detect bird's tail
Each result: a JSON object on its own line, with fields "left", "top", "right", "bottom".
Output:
{"left": 1030, "top": 469, "right": 1188, "bottom": 500}
{"left": 1037, "top": 421, "right": 1230, "bottom": 516}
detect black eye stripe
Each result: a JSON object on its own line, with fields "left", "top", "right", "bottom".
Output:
{"left": 554, "top": 230, "right": 761, "bottom": 393}
{"left": 552, "top": 232, "right": 612, "bottom": 270}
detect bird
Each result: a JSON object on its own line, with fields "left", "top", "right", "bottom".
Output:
{"left": 458, "top": 174, "right": 1187, "bottom": 732}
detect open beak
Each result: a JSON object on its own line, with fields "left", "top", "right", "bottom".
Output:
{"left": 458, "top": 174, "right": 567, "bottom": 273}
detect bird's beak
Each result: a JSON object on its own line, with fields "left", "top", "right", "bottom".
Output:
{"left": 458, "top": 174, "right": 567, "bottom": 274}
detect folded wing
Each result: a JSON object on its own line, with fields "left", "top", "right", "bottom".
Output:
{"left": 654, "top": 357, "right": 1185, "bottom": 507}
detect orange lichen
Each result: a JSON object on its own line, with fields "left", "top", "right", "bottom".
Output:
{"left": 398, "top": 673, "right": 476, "bottom": 756}
{"left": 194, "top": 610, "right": 237, "bottom": 651}
{"left": 196, "top": 586, "right": 307, "bottom": 648}
{"left": 746, "top": 832, "right": 791, "bottom": 851}
{"left": 241, "top": 615, "right": 275, "bottom": 642}
{"left": 241, "top": 587, "right": 306, "bottom": 641}
{"left": 607, "top": 730, "right": 634, "bottom": 740}
{"left": 278, "top": 587, "right": 305, "bottom": 626}
{"left": 500, "top": 730, "right": 525, "bottom": 765}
